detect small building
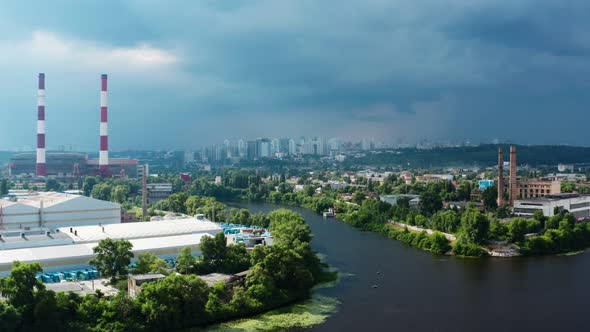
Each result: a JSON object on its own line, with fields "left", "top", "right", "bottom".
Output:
{"left": 46, "top": 281, "right": 97, "bottom": 297}
{"left": 146, "top": 183, "right": 172, "bottom": 204}
{"left": 513, "top": 194, "right": 590, "bottom": 219}
{"left": 198, "top": 271, "right": 249, "bottom": 287}
{"left": 379, "top": 194, "right": 419, "bottom": 207}
{"left": 128, "top": 274, "right": 166, "bottom": 298}
{"left": 445, "top": 201, "right": 484, "bottom": 211}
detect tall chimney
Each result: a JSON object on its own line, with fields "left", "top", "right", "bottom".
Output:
{"left": 142, "top": 164, "right": 148, "bottom": 221}
{"left": 497, "top": 146, "right": 504, "bottom": 206}
{"left": 99, "top": 74, "right": 109, "bottom": 175}
{"left": 509, "top": 145, "right": 518, "bottom": 206}
{"left": 36, "top": 73, "right": 47, "bottom": 177}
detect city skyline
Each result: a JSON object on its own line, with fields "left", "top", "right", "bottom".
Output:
{"left": 1, "top": 1, "right": 590, "bottom": 151}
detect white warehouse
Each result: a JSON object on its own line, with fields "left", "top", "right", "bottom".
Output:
{"left": 0, "top": 192, "right": 121, "bottom": 230}
{"left": 0, "top": 191, "right": 223, "bottom": 276}
{"left": 513, "top": 194, "right": 590, "bottom": 219}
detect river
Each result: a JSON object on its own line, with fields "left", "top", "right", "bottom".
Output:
{"left": 228, "top": 202, "right": 590, "bottom": 332}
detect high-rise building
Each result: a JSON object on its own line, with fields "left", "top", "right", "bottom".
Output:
{"left": 238, "top": 139, "right": 245, "bottom": 158}
{"left": 271, "top": 138, "right": 280, "bottom": 156}
{"left": 279, "top": 138, "right": 290, "bottom": 154}
{"left": 184, "top": 151, "right": 195, "bottom": 163}
{"left": 318, "top": 136, "right": 327, "bottom": 156}
{"left": 246, "top": 141, "right": 257, "bottom": 160}
{"left": 258, "top": 138, "right": 271, "bottom": 158}
{"left": 288, "top": 139, "right": 297, "bottom": 155}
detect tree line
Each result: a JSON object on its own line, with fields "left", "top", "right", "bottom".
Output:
{"left": 0, "top": 209, "right": 330, "bottom": 331}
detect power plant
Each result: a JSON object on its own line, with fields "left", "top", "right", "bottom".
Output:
{"left": 8, "top": 73, "right": 139, "bottom": 180}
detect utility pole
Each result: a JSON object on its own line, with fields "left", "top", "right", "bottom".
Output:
{"left": 142, "top": 164, "right": 148, "bottom": 221}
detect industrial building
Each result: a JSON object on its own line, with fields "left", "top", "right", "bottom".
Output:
{"left": 0, "top": 210, "right": 223, "bottom": 276}
{"left": 145, "top": 183, "right": 173, "bottom": 204}
{"left": 497, "top": 146, "right": 561, "bottom": 205}
{"left": 0, "top": 188, "right": 223, "bottom": 276}
{"left": 0, "top": 192, "right": 121, "bottom": 230}
{"left": 513, "top": 194, "right": 590, "bottom": 219}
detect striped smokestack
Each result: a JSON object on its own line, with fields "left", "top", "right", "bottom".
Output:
{"left": 99, "top": 74, "right": 109, "bottom": 175}
{"left": 36, "top": 73, "right": 46, "bottom": 177}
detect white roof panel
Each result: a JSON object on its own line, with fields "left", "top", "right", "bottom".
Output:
{"left": 58, "top": 218, "right": 222, "bottom": 243}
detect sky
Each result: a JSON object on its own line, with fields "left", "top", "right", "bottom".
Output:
{"left": 0, "top": 0, "right": 589, "bottom": 151}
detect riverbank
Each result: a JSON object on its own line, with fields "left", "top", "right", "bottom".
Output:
{"left": 221, "top": 201, "right": 590, "bottom": 332}
{"left": 197, "top": 271, "right": 341, "bottom": 332}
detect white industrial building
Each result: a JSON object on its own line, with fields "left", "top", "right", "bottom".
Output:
{"left": 513, "top": 194, "right": 590, "bottom": 219}
{"left": 0, "top": 192, "right": 121, "bottom": 230}
{"left": 0, "top": 217, "right": 223, "bottom": 276}
{"left": 0, "top": 191, "right": 223, "bottom": 277}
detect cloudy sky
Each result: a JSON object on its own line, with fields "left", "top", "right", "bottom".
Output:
{"left": 0, "top": 0, "right": 589, "bottom": 151}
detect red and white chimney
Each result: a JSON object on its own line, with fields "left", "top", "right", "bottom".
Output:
{"left": 99, "top": 74, "right": 109, "bottom": 175}
{"left": 36, "top": 73, "right": 46, "bottom": 177}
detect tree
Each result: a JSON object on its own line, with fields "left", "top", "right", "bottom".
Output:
{"left": 0, "top": 302, "right": 20, "bottom": 331}
{"left": 352, "top": 191, "right": 365, "bottom": 205}
{"left": 176, "top": 247, "right": 196, "bottom": 274}
{"left": 82, "top": 176, "right": 98, "bottom": 196}
{"left": 508, "top": 218, "right": 529, "bottom": 243}
{"left": 418, "top": 191, "right": 442, "bottom": 215}
{"left": 430, "top": 210, "right": 460, "bottom": 233}
{"left": 430, "top": 232, "right": 451, "bottom": 254}
{"left": 481, "top": 186, "right": 498, "bottom": 211}
{"left": 460, "top": 208, "right": 490, "bottom": 244}
{"left": 90, "top": 239, "right": 133, "bottom": 282}
{"left": 1, "top": 178, "right": 10, "bottom": 196}
{"left": 138, "top": 274, "right": 209, "bottom": 330}
{"left": 111, "top": 185, "right": 130, "bottom": 204}
{"left": 133, "top": 253, "right": 168, "bottom": 275}
{"left": 45, "top": 178, "right": 62, "bottom": 192}
{"left": 91, "top": 183, "right": 112, "bottom": 201}
{"left": 0, "top": 261, "right": 44, "bottom": 310}
{"left": 200, "top": 233, "right": 228, "bottom": 264}
{"left": 268, "top": 209, "right": 312, "bottom": 245}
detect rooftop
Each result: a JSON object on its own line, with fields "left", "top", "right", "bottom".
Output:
{"left": 46, "top": 281, "right": 96, "bottom": 296}
{"left": 0, "top": 233, "right": 215, "bottom": 268}
{"left": 518, "top": 193, "right": 589, "bottom": 202}
{"left": 129, "top": 274, "right": 166, "bottom": 281}
{"left": 58, "top": 218, "right": 222, "bottom": 243}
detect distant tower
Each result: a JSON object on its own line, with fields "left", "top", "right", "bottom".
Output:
{"left": 36, "top": 73, "right": 47, "bottom": 177}
{"left": 497, "top": 146, "right": 504, "bottom": 206}
{"left": 142, "top": 165, "right": 148, "bottom": 221}
{"left": 509, "top": 145, "right": 518, "bottom": 205}
{"left": 99, "top": 74, "right": 110, "bottom": 176}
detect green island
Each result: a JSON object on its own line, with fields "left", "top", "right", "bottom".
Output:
{"left": 0, "top": 208, "right": 337, "bottom": 331}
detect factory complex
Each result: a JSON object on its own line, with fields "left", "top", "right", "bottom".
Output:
{"left": 6, "top": 73, "right": 139, "bottom": 181}
{"left": 0, "top": 191, "right": 223, "bottom": 277}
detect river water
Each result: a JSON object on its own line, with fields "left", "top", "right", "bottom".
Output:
{"left": 230, "top": 202, "right": 590, "bottom": 332}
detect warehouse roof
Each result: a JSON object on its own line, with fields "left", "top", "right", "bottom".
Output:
{"left": 58, "top": 218, "right": 222, "bottom": 243}
{"left": 0, "top": 233, "right": 215, "bottom": 268}
{"left": 2, "top": 192, "right": 120, "bottom": 210}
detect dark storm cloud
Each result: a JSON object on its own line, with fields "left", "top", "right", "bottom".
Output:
{"left": 0, "top": 0, "right": 589, "bottom": 150}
